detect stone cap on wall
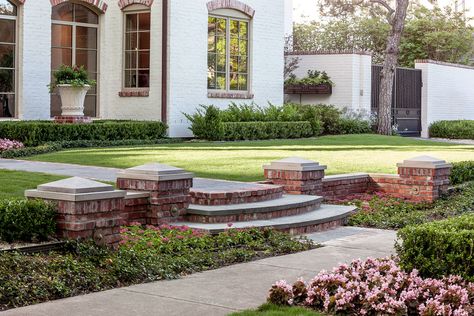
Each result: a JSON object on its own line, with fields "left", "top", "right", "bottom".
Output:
{"left": 25, "top": 177, "right": 126, "bottom": 202}
{"left": 117, "top": 163, "right": 194, "bottom": 181}
{"left": 397, "top": 156, "right": 453, "bottom": 169}
{"left": 263, "top": 157, "right": 327, "bottom": 172}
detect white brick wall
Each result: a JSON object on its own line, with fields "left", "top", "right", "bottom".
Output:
{"left": 99, "top": 1, "right": 163, "bottom": 121}
{"left": 286, "top": 53, "right": 372, "bottom": 114}
{"left": 167, "top": 0, "right": 285, "bottom": 137}
{"left": 18, "top": 0, "right": 51, "bottom": 120}
{"left": 15, "top": 0, "right": 284, "bottom": 137}
{"left": 416, "top": 61, "right": 474, "bottom": 138}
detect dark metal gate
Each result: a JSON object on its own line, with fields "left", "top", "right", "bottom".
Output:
{"left": 371, "top": 65, "right": 422, "bottom": 136}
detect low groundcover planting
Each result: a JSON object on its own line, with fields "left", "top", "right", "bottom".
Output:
{"left": 267, "top": 258, "right": 474, "bottom": 315}
{"left": 336, "top": 179, "right": 474, "bottom": 230}
{"left": 0, "top": 225, "right": 314, "bottom": 311}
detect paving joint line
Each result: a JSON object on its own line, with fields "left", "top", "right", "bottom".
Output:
{"left": 119, "top": 288, "right": 240, "bottom": 312}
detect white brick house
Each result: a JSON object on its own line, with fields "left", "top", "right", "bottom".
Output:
{"left": 0, "top": 0, "right": 284, "bottom": 137}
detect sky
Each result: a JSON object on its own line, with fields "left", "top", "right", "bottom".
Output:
{"left": 291, "top": 0, "right": 473, "bottom": 24}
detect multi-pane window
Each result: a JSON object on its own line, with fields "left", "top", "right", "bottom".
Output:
{"left": 51, "top": 3, "right": 99, "bottom": 117}
{"left": 0, "top": 0, "right": 17, "bottom": 118}
{"left": 208, "top": 15, "right": 249, "bottom": 92}
{"left": 124, "top": 12, "right": 150, "bottom": 88}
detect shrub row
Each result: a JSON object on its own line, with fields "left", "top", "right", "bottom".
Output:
{"left": 0, "top": 226, "right": 314, "bottom": 310}
{"left": 185, "top": 103, "right": 372, "bottom": 140}
{"left": 0, "top": 200, "right": 56, "bottom": 243}
{"left": 0, "top": 139, "right": 181, "bottom": 159}
{"left": 0, "top": 121, "right": 168, "bottom": 147}
{"left": 222, "top": 122, "right": 314, "bottom": 141}
{"left": 451, "top": 161, "right": 474, "bottom": 185}
{"left": 397, "top": 214, "right": 474, "bottom": 281}
{"left": 429, "top": 120, "right": 474, "bottom": 140}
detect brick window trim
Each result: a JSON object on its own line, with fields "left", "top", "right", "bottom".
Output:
{"left": 118, "top": 0, "right": 154, "bottom": 10}
{"left": 206, "top": 0, "right": 255, "bottom": 17}
{"left": 50, "top": 0, "right": 108, "bottom": 13}
{"left": 207, "top": 91, "right": 254, "bottom": 99}
{"left": 118, "top": 89, "right": 150, "bottom": 97}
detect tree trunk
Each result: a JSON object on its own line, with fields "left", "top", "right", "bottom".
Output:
{"left": 377, "top": 0, "right": 410, "bottom": 135}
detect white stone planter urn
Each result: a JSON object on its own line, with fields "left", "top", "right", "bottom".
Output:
{"left": 57, "top": 84, "right": 90, "bottom": 116}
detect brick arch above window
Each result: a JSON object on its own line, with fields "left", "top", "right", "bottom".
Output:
{"left": 50, "top": 0, "right": 108, "bottom": 13}
{"left": 118, "top": 0, "right": 153, "bottom": 10}
{"left": 207, "top": 0, "right": 255, "bottom": 17}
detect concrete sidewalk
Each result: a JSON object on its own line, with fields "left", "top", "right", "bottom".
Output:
{"left": 3, "top": 227, "right": 396, "bottom": 316}
{"left": 0, "top": 159, "right": 120, "bottom": 182}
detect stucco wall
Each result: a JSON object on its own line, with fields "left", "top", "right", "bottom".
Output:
{"left": 416, "top": 60, "right": 474, "bottom": 138}
{"left": 167, "top": 0, "right": 285, "bottom": 137}
{"left": 285, "top": 53, "right": 372, "bottom": 114}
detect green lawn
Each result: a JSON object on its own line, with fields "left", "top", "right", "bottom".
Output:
{"left": 230, "top": 304, "right": 324, "bottom": 316}
{"left": 0, "top": 170, "right": 65, "bottom": 199}
{"left": 26, "top": 135, "right": 474, "bottom": 182}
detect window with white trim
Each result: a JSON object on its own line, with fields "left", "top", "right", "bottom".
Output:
{"left": 0, "top": 0, "right": 17, "bottom": 118}
{"left": 123, "top": 10, "right": 151, "bottom": 89}
{"left": 207, "top": 14, "right": 249, "bottom": 92}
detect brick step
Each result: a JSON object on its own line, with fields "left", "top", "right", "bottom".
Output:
{"left": 190, "top": 178, "right": 283, "bottom": 205}
{"left": 185, "top": 195, "right": 323, "bottom": 223}
{"left": 176, "top": 204, "right": 357, "bottom": 235}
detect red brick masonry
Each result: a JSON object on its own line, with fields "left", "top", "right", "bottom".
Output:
{"left": 54, "top": 198, "right": 124, "bottom": 246}
{"left": 266, "top": 162, "right": 451, "bottom": 203}
{"left": 117, "top": 178, "right": 193, "bottom": 225}
{"left": 190, "top": 186, "right": 283, "bottom": 206}
{"left": 264, "top": 169, "right": 325, "bottom": 196}
{"left": 54, "top": 116, "right": 92, "bottom": 124}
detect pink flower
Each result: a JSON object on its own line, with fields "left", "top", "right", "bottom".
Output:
{"left": 227, "top": 223, "right": 234, "bottom": 228}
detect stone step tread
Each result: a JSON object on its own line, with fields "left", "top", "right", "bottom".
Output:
{"left": 177, "top": 204, "right": 357, "bottom": 234}
{"left": 187, "top": 195, "right": 323, "bottom": 216}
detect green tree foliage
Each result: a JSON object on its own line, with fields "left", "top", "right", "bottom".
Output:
{"left": 292, "top": 4, "right": 474, "bottom": 67}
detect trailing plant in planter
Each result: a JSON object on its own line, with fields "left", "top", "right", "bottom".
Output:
{"left": 49, "top": 65, "right": 96, "bottom": 117}
{"left": 285, "top": 70, "right": 334, "bottom": 95}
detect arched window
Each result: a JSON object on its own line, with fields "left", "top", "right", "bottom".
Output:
{"left": 0, "top": 0, "right": 17, "bottom": 118}
{"left": 51, "top": 2, "right": 99, "bottom": 117}
{"left": 207, "top": 9, "right": 250, "bottom": 92}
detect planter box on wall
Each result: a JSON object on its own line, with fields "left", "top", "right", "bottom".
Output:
{"left": 284, "top": 83, "right": 332, "bottom": 95}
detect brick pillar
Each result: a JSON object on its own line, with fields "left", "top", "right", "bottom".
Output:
{"left": 263, "top": 157, "right": 327, "bottom": 195}
{"left": 396, "top": 156, "right": 452, "bottom": 202}
{"left": 25, "top": 177, "right": 126, "bottom": 246}
{"left": 116, "top": 163, "right": 194, "bottom": 225}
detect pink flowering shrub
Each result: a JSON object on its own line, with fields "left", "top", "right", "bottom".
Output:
{"left": 0, "top": 138, "right": 23, "bottom": 152}
{"left": 268, "top": 258, "right": 474, "bottom": 315}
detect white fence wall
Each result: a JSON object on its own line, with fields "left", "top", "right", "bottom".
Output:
{"left": 285, "top": 52, "right": 372, "bottom": 114}
{"left": 416, "top": 60, "right": 474, "bottom": 138}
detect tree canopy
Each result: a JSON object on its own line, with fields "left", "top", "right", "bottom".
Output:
{"left": 292, "top": 3, "right": 474, "bottom": 67}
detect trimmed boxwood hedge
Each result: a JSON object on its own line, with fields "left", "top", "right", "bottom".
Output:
{"left": 222, "top": 121, "right": 314, "bottom": 141}
{"left": 396, "top": 214, "right": 474, "bottom": 281}
{"left": 0, "top": 199, "right": 56, "bottom": 243}
{"left": 451, "top": 161, "right": 474, "bottom": 185}
{"left": 0, "top": 120, "right": 167, "bottom": 147}
{"left": 429, "top": 120, "right": 474, "bottom": 140}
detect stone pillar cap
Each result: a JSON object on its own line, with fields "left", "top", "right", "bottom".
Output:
{"left": 25, "top": 177, "right": 126, "bottom": 202}
{"left": 117, "top": 163, "right": 194, "bottom": 181}
{"left": 263, "top": 157, "right": 327, "bottom": 172}
{"left": 397, "top": 155, "right": 453, "bottom": 169}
